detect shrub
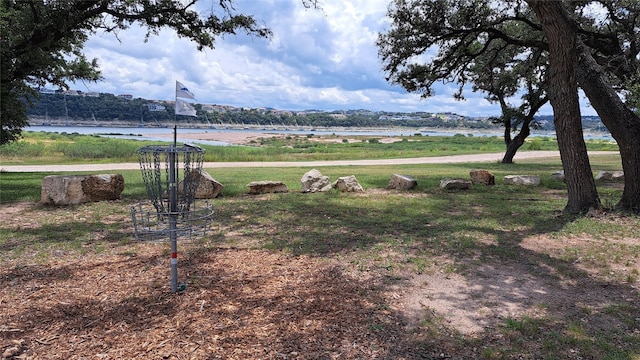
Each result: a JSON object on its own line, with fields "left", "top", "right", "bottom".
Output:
{"left": 528, "top": 139, "right": 542, "bottom": 150}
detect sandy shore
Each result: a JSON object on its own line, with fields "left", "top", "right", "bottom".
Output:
{"left": 150, "top": 130, "right": 411, "bottom": 145}
{"left": 151, "top": 131, "right": 286, "bottom": 145}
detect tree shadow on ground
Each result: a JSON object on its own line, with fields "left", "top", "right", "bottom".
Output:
{"left": 1, "top": 189, "right": 638, "bottom": 359}
{"left": 210, "top": 190, "right": 640, "bottom": 358}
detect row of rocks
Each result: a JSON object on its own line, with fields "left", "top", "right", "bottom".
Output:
{"left": 300, "top": 169, "right": 365, "bottom": 193}
{"left": 441, "top": 170, "right": 541, "bottom": 190}
{"left": 41, "top": 168, "right": 625, "bottom": 205}
{"left": 551, "top": 170, "right": 625, "bottom": 182}
{"left": 250, "top": 169, "right": 542, "bottom": 194}
{"left": 440, "top": 169, "right": 625, "bottom": 191}
{"left": 247, "top": 169, "right": 367, "bottom": 195}
{"left": 40, "top": 172, "right": 223, "bottom": 206}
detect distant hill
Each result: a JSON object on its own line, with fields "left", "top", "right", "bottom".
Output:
{"left": 25, "top": 91, "right": 608, "bottom": 134}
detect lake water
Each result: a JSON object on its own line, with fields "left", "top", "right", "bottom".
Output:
{"left": 26, "top": 125, "right": 611, "bottom": 146}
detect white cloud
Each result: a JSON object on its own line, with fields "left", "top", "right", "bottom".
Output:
{"left": 70, "top": 0, "right": 595, "bottom": 117}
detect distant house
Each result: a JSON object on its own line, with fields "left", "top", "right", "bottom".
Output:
{"left": 147, "top": 103, "right": 166, "bottom": 112}
{"left": 117, "top": 94, "right": 133, "bottom": 100}
{"left": 272, "top": 110, "right": 293, "bottom": 117}
{"left": 85, "top": 91, "right": 100, "bottom": 97}
{"left": 201, "top": 104, "right": 229, "bottom": 113}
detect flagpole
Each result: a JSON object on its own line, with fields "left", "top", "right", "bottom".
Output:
{"left": 169, "top": 81, "right": 178, "bottom": 293}
{"left": 168, "top": 80, "right": 197, "bottom": 293}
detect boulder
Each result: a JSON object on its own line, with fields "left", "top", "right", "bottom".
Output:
{"left": 504, "top": 175, "right": 540, "bottom": 186}
{"left": 41, "top": 174, "right": 124, "bottom": 205}
{"left": 439, "top": 178, "right": 472, "bottom": 190}
{"left": 469, "top": 169, "right": 495, "bottom": 186}
{"left": 247, "top": 181, "right": 289, "bottom": 194}
{"left": 387, "top": 174, "right": 417, "bottom": 190}
{"left": 595, "top": 170, "right": 624, "bottom": 182}
{"left": 301, "top": 169, "right": 332, "bottom": 193}
{"left": 178, "top": 169, "right": 223, "bottom": 199}
{"left": 332, "top": 175, "right": 364, "bottom": 192}
{"left": 551, "top": 170, "right": 565, "bottom": 181}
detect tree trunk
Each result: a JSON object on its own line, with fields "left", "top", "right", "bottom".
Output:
{"left": 527, "top": 0, "right": 601, "bottom": 214}
{"left": 576, "top": 43, "right": 640, "bottom": 213}
{"left": 502, "top": 120, "right": 531, "bottom": 164}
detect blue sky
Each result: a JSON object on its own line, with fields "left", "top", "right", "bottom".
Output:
{"left": 73, "top": 0, "right": 597, "bottom": 117}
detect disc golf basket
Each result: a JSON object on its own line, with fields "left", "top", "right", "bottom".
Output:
{"left": 131, "top": 140, "right": 214, "bottom": 292}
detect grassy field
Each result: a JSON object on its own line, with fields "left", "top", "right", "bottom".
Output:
{"left": 1, "top": 133, "right": 638, "bottom": 359}
{"left": 0, "top": 130, "right": 620, "bottom": 165}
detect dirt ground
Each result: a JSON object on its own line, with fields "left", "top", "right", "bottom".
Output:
{"left": 1, "top": 201, "right": 416, "bottom": 359}
{"left": 1, "top": 198, "right": 639, "bottom": 359}
{"left": 153, "top": 130, "right": 404, "bottom": 145}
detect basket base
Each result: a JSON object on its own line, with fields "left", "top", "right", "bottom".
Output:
{"left": 131, "top": 200, "right": 214, "bottom": 242}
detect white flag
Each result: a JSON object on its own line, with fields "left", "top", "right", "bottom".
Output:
{"left": 175, "top": 99, "right": 197, "bottom": 116}
{"left": 176, "top": 81, "right": 195, "bottom": 99}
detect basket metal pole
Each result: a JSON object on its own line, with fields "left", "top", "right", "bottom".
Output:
{"left": 132, "top": 133, "right": 211, "bottom": 293}
{"left": 169, "top": 126, "right": 178, "bottom": 293}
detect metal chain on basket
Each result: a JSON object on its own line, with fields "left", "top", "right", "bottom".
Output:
{"left": 132, "top": 143, "right": 210, "bottom": 241}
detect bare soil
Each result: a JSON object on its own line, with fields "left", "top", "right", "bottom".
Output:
{"left": 153, "top": 131, "right": 404, "bottom": 145}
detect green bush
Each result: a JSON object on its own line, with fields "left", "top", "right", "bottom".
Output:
{"left": 54, "top": 138, "right": 140, "bottom": 159}
{"left": 0, "top": 141, "right": 47, "bottom": 157}
{"left": 528, "top": 139, "right": 542, "bottom": 150}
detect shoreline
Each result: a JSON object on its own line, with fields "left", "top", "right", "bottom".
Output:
{"left": 26, "top": 121, "right": 615, "bottom": 146}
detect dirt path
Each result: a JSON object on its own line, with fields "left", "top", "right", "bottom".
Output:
{"left": 0, "top": 151, "right": 618, "bottom": 172}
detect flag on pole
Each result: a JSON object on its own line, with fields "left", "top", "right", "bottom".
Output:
{"left": 175, "top": 99, "right": 197, "bottom": 117}
{"left": 176, "top": 81, "right": 195, "bottom": 100}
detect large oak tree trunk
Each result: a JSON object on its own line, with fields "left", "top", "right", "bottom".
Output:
{"left": 527, "top": 0, "right": 601, "bottom": 214}
{"left": 576, "top": 44, "right": 640, "bottom": 213}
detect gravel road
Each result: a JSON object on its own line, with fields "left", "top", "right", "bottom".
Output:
{"left": 0, "top": 151, "right": 617, "bottom": 172}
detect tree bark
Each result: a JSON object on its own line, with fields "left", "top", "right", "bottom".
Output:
{"left": 526, "top": 0, "right": 601, "bottom": 213}
{"left": 576, "top": 43, "right": 640, "bottom": 213}
{"left": 502, "top": 120, "right": 531, "bottom": 164}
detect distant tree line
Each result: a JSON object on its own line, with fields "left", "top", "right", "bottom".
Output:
{"left": 26, "top": 93, "right": 176, "bottom": 124}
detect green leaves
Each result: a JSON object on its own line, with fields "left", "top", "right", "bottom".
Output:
{"left": 0, "top": 0, "right": 273, "bottom": 145}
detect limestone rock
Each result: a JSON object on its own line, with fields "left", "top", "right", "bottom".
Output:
{"left": 595, "top": 170, "right": 624, "bottom": 182}
{"left": 503, "top": 175, "right": 540, "bottom": 186}
{"left": 82, "top": 174, "right": 125, "bottom": 201}
{"left": 41, "top": 174, "right": 124, "bottom": 205}
{"left": 332, "top": 175, "right": 364, "bottom": 192}
{"left": 301, "top": 169, "right": 332, "bottom": 193}
{"left": 247, "top": 181, "right": 289, "bottom": 194}
{"left": 469, "top": 169, "right": 495, "bottom": 185}
{"left": 439, "top": 178, "right": 472, "bottom": 190}
{"left": 387, "top": 174, "right": 417, "bottom": 190}
{"left": 179, "top": 169, "right": 224, "bottom": 199}
{"left": 551, "top": 170, "right": 565, "bottom": 181}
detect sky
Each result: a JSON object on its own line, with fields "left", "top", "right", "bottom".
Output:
{"left": 72, "top": 0, "right": 597, "bottom": 117}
